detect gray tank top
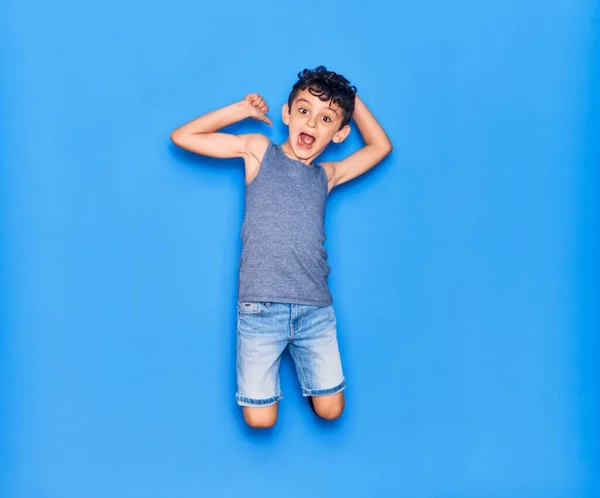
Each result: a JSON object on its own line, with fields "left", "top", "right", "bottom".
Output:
{"left": 238, "top": 141, "right": 332, "bottom": 306}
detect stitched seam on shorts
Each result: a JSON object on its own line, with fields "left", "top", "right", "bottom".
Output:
{"left": 302, "top": 380, "right": 346, "bottom": 396}
{"left": 235, "top": 392, "right": 283, "bottom": 407}
{"left": 289, "top": 344, "right": 309, "bottom": 391}
{"left": 237, "top": 394, "right": 282, "bottom": 401}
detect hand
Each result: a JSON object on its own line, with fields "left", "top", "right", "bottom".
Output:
{"left": 242, "top": 93, "right": 272, "bottom": 126}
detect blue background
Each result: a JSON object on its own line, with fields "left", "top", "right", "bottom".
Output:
{"left": 1, "top": 0, "right": 598, "bottom": 496}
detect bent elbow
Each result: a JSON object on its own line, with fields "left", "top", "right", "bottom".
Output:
{"left": 378, "top": 140, "right": 392, "bottom": 159}
{"left": 170, "top": 131, "right": 182, "bottom": 145}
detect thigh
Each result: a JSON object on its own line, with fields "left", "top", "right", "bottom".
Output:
{"left": 289, "top": 304, "right": 346, "bottom": 397}
{"left": 235, "top": 301, "right": 289, "bottom": 406}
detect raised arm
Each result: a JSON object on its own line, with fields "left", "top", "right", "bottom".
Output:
{"left": 170, "top": 94, "right": 272, "bottom": 159}
{"left": 325, "top": 95, "right": 393, "bottom": 189}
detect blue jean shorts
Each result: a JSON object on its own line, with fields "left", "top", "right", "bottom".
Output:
{"left": 235, "top": 301, "right": 346, "bottom": 407}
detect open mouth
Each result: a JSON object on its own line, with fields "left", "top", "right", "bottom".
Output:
{"left": 297, "top": 132, "right": 316, "bottom": 149}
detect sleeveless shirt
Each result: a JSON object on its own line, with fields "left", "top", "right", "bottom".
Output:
{"left": 237, "top": 141, "right": 332, "bottom": 306}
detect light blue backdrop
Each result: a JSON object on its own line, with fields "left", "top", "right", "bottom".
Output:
{"left": 1, "top": 0, "right": 598, "bottom": 497}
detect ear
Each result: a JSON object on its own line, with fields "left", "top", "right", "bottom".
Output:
{"left": 281, "top": 103, "right": 290, "bottom": 125}
{"left": 332, "top": 124, "right": 351, "bottom": 143}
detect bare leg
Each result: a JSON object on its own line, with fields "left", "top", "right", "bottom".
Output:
{"left": 309, "top": 392, "right": 345, "bottom": 420}
{"left": 242, "top": 403, "right": 279, "bottom": 429}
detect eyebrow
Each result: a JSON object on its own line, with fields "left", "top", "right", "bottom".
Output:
{"left": 296, "top": 98, "right": 339, "bottom": 115}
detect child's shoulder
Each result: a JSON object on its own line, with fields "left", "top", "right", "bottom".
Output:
{"left": 244, "top": 133, "right": 271, "bottom": 163}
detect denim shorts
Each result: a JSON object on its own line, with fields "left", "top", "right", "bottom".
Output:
{"left": 235, "top": 301, "right": 346, "bottom": 407}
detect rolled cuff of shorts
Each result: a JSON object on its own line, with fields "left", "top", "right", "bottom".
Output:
{"left": 301, "top": 379, "right": 346, "bottom": 397}
{"left": 235, "top": 392, "right": 283, "bottom": 407}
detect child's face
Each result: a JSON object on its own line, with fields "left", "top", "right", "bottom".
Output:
{"left": 282, "top": 88, "right": 351, "bottom": 161}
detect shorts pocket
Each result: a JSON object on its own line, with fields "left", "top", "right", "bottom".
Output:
{"left": 237, "top": 301, "right": 269, "bottom": 314}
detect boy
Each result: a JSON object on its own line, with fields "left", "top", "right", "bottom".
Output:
{"left": 171, "top": 66, "right": 392, "bottom": 428}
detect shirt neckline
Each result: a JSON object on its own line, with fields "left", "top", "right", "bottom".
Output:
{"left": 275, "top": 143, "right": 316, "bottom": 168}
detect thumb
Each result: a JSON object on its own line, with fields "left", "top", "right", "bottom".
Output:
{"left": 261, "top": 114, "right": 273, "bottom": 126}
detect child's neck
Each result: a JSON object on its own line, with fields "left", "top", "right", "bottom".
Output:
{"left": 280, "top": 139, "right": 321, "bottom": 166}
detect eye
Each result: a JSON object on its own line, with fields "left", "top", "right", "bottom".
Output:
{"left": 321, "top": 116, "right": 331, "bottom": 123}
{"left": 298, "top": 107, "right": 308, "bottom": 114}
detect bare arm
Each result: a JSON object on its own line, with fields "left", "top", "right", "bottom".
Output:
{"left": 170, "top": 94, "right": 272, "bottom": 159}
{"left": 324, "top": 95, "right": 393, "bottom": 189}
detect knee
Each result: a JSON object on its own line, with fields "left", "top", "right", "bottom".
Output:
{"left": 243, "top": 406, "right": 278, "bottom": 429}
{"left": 315, "top": 404, "right": 344, "bottom": 420}
{"left": 312, "top": 394, "right": 345, "bottom": 420}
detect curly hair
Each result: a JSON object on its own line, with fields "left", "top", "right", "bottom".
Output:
{"left": 287, "top": 66, "right": 357, "bottom": 129}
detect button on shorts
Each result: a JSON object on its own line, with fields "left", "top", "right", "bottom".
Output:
{"left": 235, "top": 301, "right": 346, "bottom": 407}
